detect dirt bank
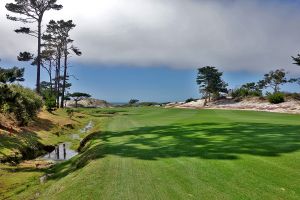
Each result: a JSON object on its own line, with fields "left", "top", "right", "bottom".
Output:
{"left": 0, "top": 110, "right": 78, "bottom": 163}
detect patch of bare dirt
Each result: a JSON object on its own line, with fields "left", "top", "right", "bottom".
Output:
{"left": 0, "top": 113, "right": 21, "bottom": 134}
{"left": 20, "top": 160, "right": 54, "bottom": 169}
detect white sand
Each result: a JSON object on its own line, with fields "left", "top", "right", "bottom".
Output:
{"left": 166, "top": 98, "right": 300, "bottom": 114}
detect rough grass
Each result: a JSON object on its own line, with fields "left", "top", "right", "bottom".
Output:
{"left": 0, "top": 109, "right": 95, "bottom": 199}
{"left": 34, "top": 108, "right": 300, "bottom": 200}
{"left": 0, "top": 109, "right": 87, "bottom": 160}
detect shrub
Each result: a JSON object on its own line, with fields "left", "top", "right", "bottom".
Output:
{"left": 185, "top": 98, "right": 197, "bottom": 103}
{"left": 12, "top": 85, "right": 43, "bottom": 125}
{"left": 268, "top": 93, "right": 285, "bottom": 104}
{"left": 231, "top": 88, "right": 262, "bottom": 99}
{"left": 138, "top": 102, "right": 158, "bottom": 106}
{"left": 0, "top": 84, "right": 43, "bottom": 125}
{"left": 283, "top": 92, "right": 300, "bottom": 101}
{"left": 231, "top": 88, "right": 248, "bottom": 98}
{"left": 44, "top": 92, "right": 56, "bottom": 112}
{"left": 0, "top": 84, "right": 14, "bottom": 105}
{"left": 1, "top": 103, "right": 10, "bottom": 113}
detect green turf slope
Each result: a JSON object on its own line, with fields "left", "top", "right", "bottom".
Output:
{"left": 40, "top": 108, "right": 300, "bottom": 200}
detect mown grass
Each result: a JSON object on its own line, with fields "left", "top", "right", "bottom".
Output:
{"left": 31, "top": 107, "right": 300, "bottom": 200}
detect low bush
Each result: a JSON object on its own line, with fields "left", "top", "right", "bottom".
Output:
{"left": 44, "top": 92, "right": 57, "bottom": 111}
{"left": 139, "top": 102, "right": 159, "bottom": 106}
{"left": 185, "top": 98, "right": 197, "bottom": 103}
{"left": 231, "top": 88, "right": 262, "bottom": 99}
{"left": 0, "top": 84, "right": 43, "bottom": 125}
{"left": 268, "top": 92, "right": 285, "bottom": 104}
{"left": 283, "top": 92, "right": 300, "bottom": 101}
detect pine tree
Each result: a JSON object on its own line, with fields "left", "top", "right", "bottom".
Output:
{"left": 6, "top": 0, "right": 62, "bottom": 94}
{"left": 0, "top": 67, "right": 25, "bottom": 84}
{"left": 196, "top": 66, "right": 228, "bottom": 104}
{"left": 44, "top": 20, "right": 82, "bottom": 108}
{"left": 258, "top": 69, "right": 287, "bottom": 93}
{"left": 70, "top": 92, "right": 91, "bottom": 108}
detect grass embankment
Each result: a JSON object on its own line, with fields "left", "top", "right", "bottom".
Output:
{"left": 27, "top": 107, "right": 300, "bottom": 200}
{"left": 1, "top": 110, "right": 78, "bottom": 161}
{"left": 0, "top": 109, "right": 100, "bottom": 199}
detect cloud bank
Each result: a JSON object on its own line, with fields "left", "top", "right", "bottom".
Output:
{"left": 1, "top": 0, "right": 300, "bottom": 72}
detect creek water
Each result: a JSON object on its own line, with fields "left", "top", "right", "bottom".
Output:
{"left": 40, "top": 121, "right": 93, "bottom": 162}
{"left": 80, "top": 121, "right": 93, "bottom": 133}
{"left": 42, "top": 142, "right": 78, "bottom": 161}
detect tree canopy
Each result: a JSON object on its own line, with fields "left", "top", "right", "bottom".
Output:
{"left": 258, "top": 69, "right": 288, "bottom": 93}
{"left": 129, "top": 99, "right": 139, "bottom": 105}
{"left": 6, "top": 0, "right": 63, "bottom": 93}
{"left": 197, "top": 66, "right": 228, "bottom": 104}
{"left": 0, "top": 67, "right": 25, "bottom": 84}
{"left": 70, "top": 92, "right": 91, "bottom": 108}
{"left": 43, "top": 19, "right": 82, "bottom": 108}
{"left": 292, "top": 54, "right": 300, "bottom": 66}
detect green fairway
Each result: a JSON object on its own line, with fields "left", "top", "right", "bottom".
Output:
{"left": 38, "top": 108, "right": 300, "bottom": 200}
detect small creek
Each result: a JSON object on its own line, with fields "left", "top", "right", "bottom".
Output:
{"left": 80, "top": 121, "right": 93, "bottom": 133}
{"left": 42, "top": 142, "right": 77, "bottom": 161}
{"left": 40, "top": 121, "right": 93, "bottom": 162}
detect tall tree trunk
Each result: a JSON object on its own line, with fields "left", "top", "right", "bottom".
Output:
{"left": 60, "top": 47, "right": 68, "bottom": 108}
{"left": 274, "top": 85, "right": 279, "bottom": 93}
{"left": 204, "top": 92, "right": 208, "bottom": 106}
{"left": 54, "top": 64, "right": 58, "bottom": 99}
{"left": 49, "top": 60, "right": 53, "bottom": 94}
{"left": 36, "top": 19, "right": 42, "bottom": 94}
{"left": 56, "top": 50, "right": 61, "bottom": 108}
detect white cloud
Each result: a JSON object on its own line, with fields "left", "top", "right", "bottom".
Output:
{"left": 1, "top": 0, "right": 300, "bottom": 72}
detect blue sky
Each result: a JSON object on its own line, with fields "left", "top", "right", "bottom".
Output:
{"left": 1, "top": 0, "right": 300, "bottom": 102}
{"left": 72, "top": 66, "right": 299, "bottom": 102}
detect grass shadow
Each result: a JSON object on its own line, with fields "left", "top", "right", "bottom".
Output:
{"left": 51, "top": 121, "right": 300, "bottom": 179}
{"left": 24, "top": 118, "right": 55, "bottom": 132}
{"left": 0, "top": 116, "right": 56, "bottom": 162}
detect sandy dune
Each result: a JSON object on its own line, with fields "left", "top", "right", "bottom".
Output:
{"left": 166, "top": 98, "right": 300, "bottom": 114}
